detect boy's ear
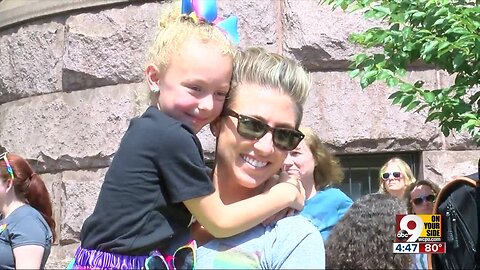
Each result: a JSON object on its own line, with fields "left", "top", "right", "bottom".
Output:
{"left": 145, "top": 64, "right": 161, "bottom": 92}
{"left": 210, "top": 118, "right": 221, "bottom": 137}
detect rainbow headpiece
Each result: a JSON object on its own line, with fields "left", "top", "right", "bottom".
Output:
{"left": 181, "top": 0, "right": 240, "bottom": 45}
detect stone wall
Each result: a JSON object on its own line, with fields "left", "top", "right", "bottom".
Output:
{"left": 0, "top": 0, "right": 478, "bottom": 268}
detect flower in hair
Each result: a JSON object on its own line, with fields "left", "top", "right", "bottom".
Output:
{"left": 181, "top": 0, "right": 240, "bottom": 45}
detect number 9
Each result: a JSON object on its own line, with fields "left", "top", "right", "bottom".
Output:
{"left": 400, "top": 215, "right": 423, "bottom": 242}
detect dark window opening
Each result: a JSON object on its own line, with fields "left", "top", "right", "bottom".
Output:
{"left": 337, "top": 152, "right": 420, "bottom": 201}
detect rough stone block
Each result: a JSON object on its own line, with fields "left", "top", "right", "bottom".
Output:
{"left": 197, "top": 125, "right": 216, "bottom": 159}
{"left": 219, "top": 0, "right": 278, "bottom": 51}
{"left": 302, "top": 71, "right": 443, "bottom": 152}
{"left": 59, "top": 169, "right": 106, "bottom": 244}
{"left": 63, "top": 2, "right": 161, "bottom": 91}
{"left": 283, "top": 0, "right": 382, "bottom": 70}
{"left": 0, "top": 83, "right": 143, "bottom": 172}
{"left": 0, "top": 21, "right": 64, "bottom": 103}
{"left": 38, "top": 173, "right": 62, "bottom": 244}
{"left": 422, "top": 150, "right": 480, "bottom": 186}
{"left": 46, "top": 243, "right": 79, "bottom": 269}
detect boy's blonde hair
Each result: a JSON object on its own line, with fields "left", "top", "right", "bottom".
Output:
{"left": 148, "top": 2, "right": 236, "bottom": 72}
{"left": 227, "top": 47, "right": 311, "bottom": 127}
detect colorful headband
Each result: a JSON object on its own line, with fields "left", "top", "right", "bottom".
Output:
{"left": 181, "top": 0, "right": 240, "bottom": 45}
{"left": 0, "top": 152, "right": 14, "bottom": 179}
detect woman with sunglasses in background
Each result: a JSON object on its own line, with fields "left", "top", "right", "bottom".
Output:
{"left": 179, "top": 47, "right": 324, "bottom": 269}
{"left": 378, "top": 157, "right": 416, "bottom": 199}
{"left": 282, "top": 127, "right": 353, "bottom": 241}
{"left": 0, "top": 152, "right": 55, "bottom": 269}
{"left": 404, "top": 180, "right": 440, "bottom": 216}
{"left": 404, "top": 180, "right": 440, "bottom": 269}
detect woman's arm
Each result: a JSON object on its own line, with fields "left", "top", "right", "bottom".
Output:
{"left": 13, "top": 245, "right": 44, "bottom": 269}
{"left": 183, "top": 177, "right": 305, "bottom": 238}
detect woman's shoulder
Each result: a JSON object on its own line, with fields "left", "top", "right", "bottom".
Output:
{"left": 6, "top": 205, "right": 49, "bottom": 228}
{"left": 274, "top": 215, "right": 319, "bottom": 235}
{"left": 315, "top": 187, "right": 353, "bottom": 203}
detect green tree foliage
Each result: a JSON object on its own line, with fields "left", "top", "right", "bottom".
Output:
{"left": 321, "top": 0, "right": 480, "bottom": 141}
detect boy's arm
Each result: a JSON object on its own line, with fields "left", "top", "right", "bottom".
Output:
{"left": 183, "top": 178, "right": 304, "bottom": 238}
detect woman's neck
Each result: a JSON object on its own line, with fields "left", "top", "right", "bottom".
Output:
{"left": 389, "top": 188, "right": 405, "bottom": 199}
{"left": 302, "top": 175, "right": 317, "bottom": 200}
{"left": 2, "top": 199, "right": 25, "bottom": 219}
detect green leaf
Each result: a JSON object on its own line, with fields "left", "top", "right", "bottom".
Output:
{"left": 422, "top": 40, "right": 439, "bottom": 55}
{"left": 453, "top": 54, "right": 465, "bottom": 70}
{"left": 349, "top": 69, "right": 361, "bottom": 78}
{"left": 414, "top": 80, "right": 425, "bottom": 88}
{"left": 423, "top": 91, "right": 436, "bottom": 103}
{"left": 462, "top": 113, "right": 479, "bottom": 120}
{"left": 441, "top": 125, "right": 451, "bottom": 137}
{"left": 388, "top": 91, "right": 403, "bottom": 100}
{"left": 406, "top": 100, "right": 421, "bottom": 112}
{"left": 372, "top": 5, "right": 391, "bottom": 15}
{"left": 432, "top": 18, "right": 446, "bottom": 27}
{"left": 412, "top": 11, "right": 427, "bottom": 20}
{"left": 401, "top": 95, "right": 414, "bottom": 108}
{"left": 425, "top": 112, "right": 442, "bottom": 122}
{"left": 461, "top": 119, "right": 480, "bottom": 130}
{"left": 433, "top": 7, "right": 448, "bottom": 17}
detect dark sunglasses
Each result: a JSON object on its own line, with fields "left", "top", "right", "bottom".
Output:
{"left": 223, "top": 109, "right": 304, "bottom": 151}
{"left": 411, "top": 194, "right": 436, "bottom": 206}
{"left": 0, "top": 152, "right": 14, "bottom": 179}
{"left": 145, "top": 240, "right": 196, "bottom": 270}
{"left": 381, "top": 171, "right": 401, "bottom": 180}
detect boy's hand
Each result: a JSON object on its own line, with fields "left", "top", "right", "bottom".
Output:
{"left": 276, "top": 171, "right": 305, "bottom": 211}
{"left": 261, "top": 172, "right": 305, "bottom": 226}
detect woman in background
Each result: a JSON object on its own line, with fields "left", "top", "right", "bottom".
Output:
{"left": 404, "top": 179, "right": 441, "bottom": 269}
{"left": 0, "top": 152, "right": 55, "bottom": 269}
{"left": 283, "top": 127, "right": 352, "bottom": 241}
{"left": 378, "top": 157, "right": 416, "bottom": 199}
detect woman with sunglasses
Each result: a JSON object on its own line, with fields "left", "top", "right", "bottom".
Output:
{"left": 378, "top": 157, "right": 416, "bottom": 199}
{"left": 404, "top": 180, "right": 440, "bottom": 269}
{"left": 404, "top": 180, "right": 440, "bottom": 216}
{"left": 181, "top": 47, "right": 324, "bottom": 269}
{"left": 282, "top": 127, "right": 353, "bottom": 241}
{"left": 0, "top": 152, "right": 55, "bottom": 269}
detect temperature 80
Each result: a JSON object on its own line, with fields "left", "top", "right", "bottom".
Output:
{"left": 419, "top": 242, "right": 446, "bottom": 254}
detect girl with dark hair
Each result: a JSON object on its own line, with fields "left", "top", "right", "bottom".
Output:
{"left": 0, "top": 152, "right": 55, "bottom": 269}
{"left": 326, "top": 193, "right": 413, "bottom": 269}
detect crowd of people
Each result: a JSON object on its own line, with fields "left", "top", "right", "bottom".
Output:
{"left": 0, "top": 0, "right": 477, "bottom": 269}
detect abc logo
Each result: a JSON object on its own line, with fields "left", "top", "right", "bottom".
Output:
{"left": 396, "top": 230, "right": 410, "bottom": 242}
{"left": 398, "top": 215, "right": 424, "bottom": 242}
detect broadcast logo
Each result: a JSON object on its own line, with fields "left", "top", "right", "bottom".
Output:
{"left": 393, "top": 214, "right": 446, "bottom": 254}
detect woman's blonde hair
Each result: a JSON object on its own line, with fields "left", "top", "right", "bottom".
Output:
{"left": 300, "top": 127, "right": 345, "bottom": 190}
{"left": 378, "top": 157, "right": 416, "bottom": 193}
{"left": 147, "top": 2, "right": 236, "bottom": 72}
{"left": 226, "top": 47, "right": 311, "bottom": 127}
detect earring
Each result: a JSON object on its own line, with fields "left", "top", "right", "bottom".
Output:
{"left": 152, "top": 85, "right": 159, "bottom": 93}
